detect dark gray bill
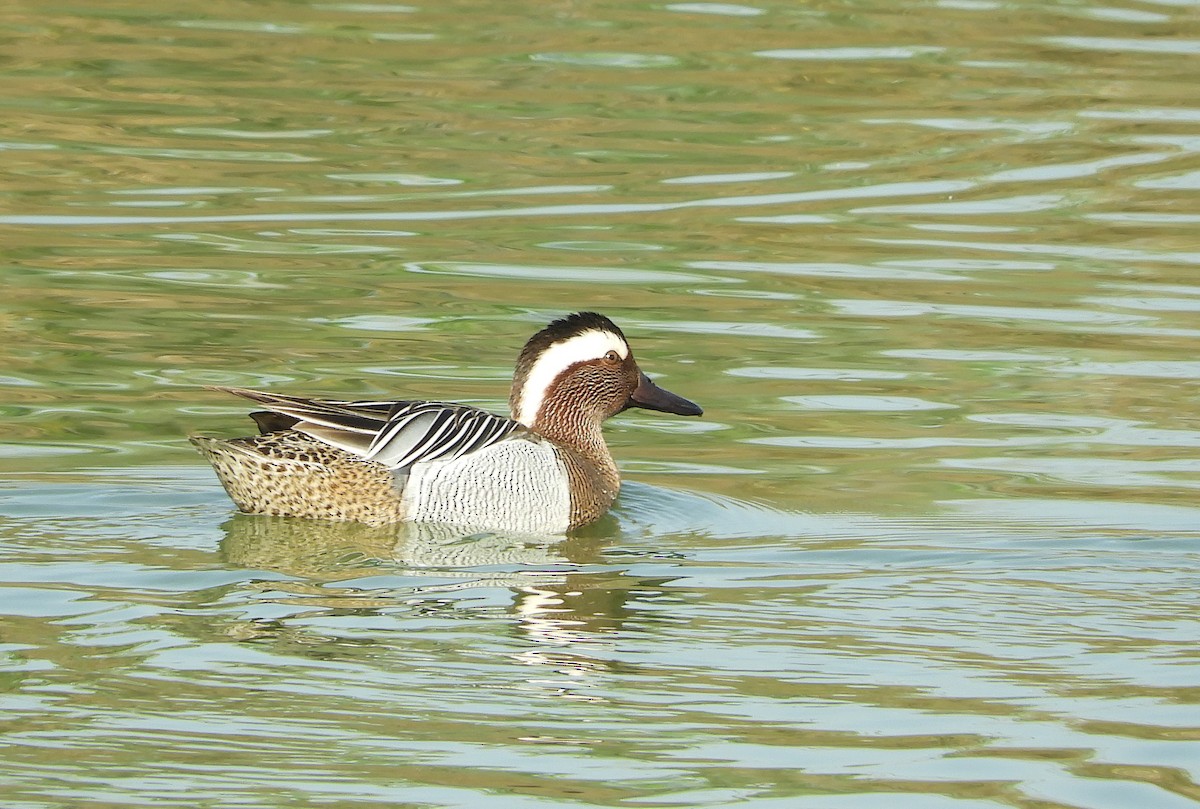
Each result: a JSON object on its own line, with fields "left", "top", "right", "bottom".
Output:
{"left": 627, "top": 372, "right": 703, "bottom": 416}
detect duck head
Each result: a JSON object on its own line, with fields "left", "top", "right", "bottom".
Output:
{"left": 509, "top": 312, "right": 703, "bottom": 435}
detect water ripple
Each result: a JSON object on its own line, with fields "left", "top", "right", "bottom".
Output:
{"left": 1043, "top": 36, "right": 1200, "bottom": 55}
{"left": 830, "top": 300, "right": 1152, "bottom": 325}
{"left": 530, "top": 53, "right": 680, "bottom": 68}
{"left": 0, "top": 181, "right": 981, "bottom": 227}
{"left": 665, "top": 3, "right": 765, "bottom": 16}
{"left": 756, "top": 47, "right": 946, "bottom": 60}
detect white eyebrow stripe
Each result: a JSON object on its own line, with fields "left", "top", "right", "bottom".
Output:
{"left": 515, "top": 329, "right": 629, "bottom": 426}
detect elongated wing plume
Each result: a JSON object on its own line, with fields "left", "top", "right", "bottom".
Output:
{"left": 209, "top": 386, "right": 521, "bottom": 470}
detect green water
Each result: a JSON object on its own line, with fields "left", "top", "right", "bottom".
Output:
{"left": 2, "top": 1, "right": 1199, "bottom": 806}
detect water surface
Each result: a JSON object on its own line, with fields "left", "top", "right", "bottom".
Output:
{"left": 2, "top": 0, "right": 1199, "bottom": 806}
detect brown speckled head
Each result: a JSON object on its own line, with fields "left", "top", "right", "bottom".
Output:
{"left": 509, "top": 312, "right": 702, "bottom": 451}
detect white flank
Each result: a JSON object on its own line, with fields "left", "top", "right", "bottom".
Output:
{"left": 401, "top": 438, "right": 572, "bottom": 533}
{"left": 515, "top": 329, "right": 628, "bottom": 426}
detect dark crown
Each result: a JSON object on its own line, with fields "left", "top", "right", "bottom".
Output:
{"left": 538, "top": 311, "right": 624, "bottom": 344}
{"left": 518, "top": 312, "right": 626, "bottom": 363}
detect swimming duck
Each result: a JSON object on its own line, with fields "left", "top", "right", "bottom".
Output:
{"left": 191, "top": 312, "right": 702, "bottom": 533}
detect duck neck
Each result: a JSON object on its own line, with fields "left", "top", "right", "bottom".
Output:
{"left": 533, "top": 411, "right": 621, "bottom": 525}
{"left": 536, "top": 412, "right": 611, "bottom": 459}
{"left": 530, "top": 407, "right": 618, "bottom": 487}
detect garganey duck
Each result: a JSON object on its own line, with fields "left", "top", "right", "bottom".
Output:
{"left": 191, "top": 312, "right": 702, "bottom": 533}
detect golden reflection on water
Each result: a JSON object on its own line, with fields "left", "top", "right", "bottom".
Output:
{"left": 2, "top": 0, "right": 1200, "bottom": 806}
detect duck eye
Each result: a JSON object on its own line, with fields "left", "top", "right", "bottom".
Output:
{"left": 604, "top": 350, "right": 620, "bottom": 363}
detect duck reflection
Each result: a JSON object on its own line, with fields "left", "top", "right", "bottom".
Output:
{"left": 217, "top": 513, "right": 674, "bottom": 645}
{"left": 220, "top": 512, "right": 576, "bottom": 578}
